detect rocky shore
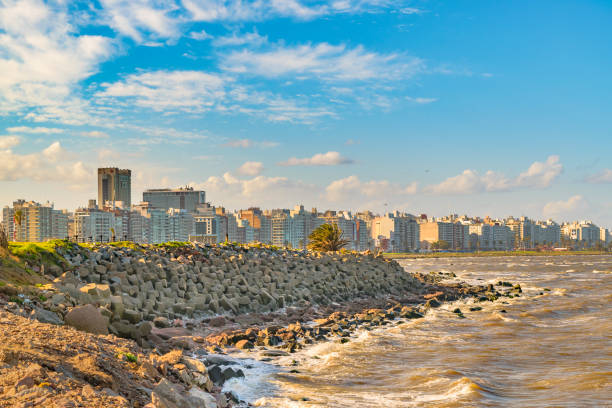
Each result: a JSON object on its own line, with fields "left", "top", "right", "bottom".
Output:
{"left": 0, "top": 242, "right": 521, "bottom": 407}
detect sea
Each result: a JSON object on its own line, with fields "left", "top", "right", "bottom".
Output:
{"left": 215, "top": 255, "right": 612, "bottom": 407}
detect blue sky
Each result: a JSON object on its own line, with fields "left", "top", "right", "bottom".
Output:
{"left": 0, "top": 0, "right": 611, "bottom": 227}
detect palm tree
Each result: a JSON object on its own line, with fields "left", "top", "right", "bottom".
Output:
{"left": 13, "top": 209, "right": 23, "bottom": 241}
{"left": 308, "top": 223, "right": 349, "bottom": 252}
{"left": 0, "top": 224, "right": 8, "bottom": 250}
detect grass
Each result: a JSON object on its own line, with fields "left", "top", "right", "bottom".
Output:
{"left": 384, "top": 250, "right": 611, "bottom": 259}
{"left": 108, "top": 241, "right": 145, "bottom": 251}
{"left": 120, "top": 352, "right": 138, "bottom": 363}
{"left": 154, "top": 241, "right": 191, "bottom": 249}
{"left": 7, "top": 239, "right": 81, "bottom": 267}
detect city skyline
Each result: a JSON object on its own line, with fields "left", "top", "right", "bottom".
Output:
{"left": 0, "top": 0, "right": 611, "bottom": 227}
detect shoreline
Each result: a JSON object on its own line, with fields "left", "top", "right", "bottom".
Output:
{"left": 384, "top": 250, "right": 611, "bottom": 259}
{"left": 0, "top": 242, "right": 523, "bottom": 407}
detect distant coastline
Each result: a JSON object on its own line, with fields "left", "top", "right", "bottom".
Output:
{"left": 384, "top": 250, "right": 611, "bottom": 259}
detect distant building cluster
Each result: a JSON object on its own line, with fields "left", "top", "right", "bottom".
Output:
{"left": 2, "top": 167, "right": 611, "bottom": 251}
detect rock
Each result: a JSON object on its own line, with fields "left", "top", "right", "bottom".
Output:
{"left": 151, "top": 379, "right": 190, "bottom": 408}
{"left": 221, "top": 367, "right": 244, "bottom": 382}
{"left": 123, "top": 309, "right": 143, "bottom": 324}
{"left": 64, "top": 304, "right": 109, "bottom": 335}
{"left": 425, "top": 298, "right": 441, "bottom": 308}
{"left": 207, "top": 316, "right": 226, "bottom": 327}
{"left": 30, "top": 307, "right": 63, "bottom": 325}
{"left": 138, "top": 321, "right": 152, "bottom": 337}
{"left": 154, "top": 316, "right": 171, "bottom": 328}
{"left": 182, "top": 357, "right": 208, "bottom": 374}
{"left": 187, "top": 387, "right": 217, "bottom": 408}
{"left": 260, "top": 350, "right": 289, "bottom": 357}
{"left": 235, "top": 339, "right": 254, "bottom": 350}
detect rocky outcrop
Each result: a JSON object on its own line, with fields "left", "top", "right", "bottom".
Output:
{"left": 46, "top": 243, "right": 423, "bottom": 343}
{"left": 0, "top": 310, "right": 219, "bottom": 408}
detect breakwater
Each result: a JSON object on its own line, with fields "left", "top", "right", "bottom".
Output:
{"left": 27, "top": 243, "right": 423, "bottom": 342}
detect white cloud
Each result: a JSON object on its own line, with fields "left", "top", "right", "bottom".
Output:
{"left": 6, "top": 126, "right": 63, "bottom": 134}
{"left": 190, "top": 172, "right": 315, "bottom": 209}
{"left": 188, "top": 29, "right": 212, "bottom": 40}
{"left": 0, "top": 136, "right": 22, "bottom": 149}
{"left": 0, "top": 0, "right": 114, "bottom": 122}
{"left": 400, "top": 7, "right": 424, "bottom": 14}
{"left": 514, "top": 155, "right": 563, "bottom": 188}
{"left": 99, "top": 0, "right": 181, "bottom": 43}
{"left": 426, "top": 156, "right": 563, "bottom": 194}
{"left": 97, "top": 70, "right": 227, "bottom": 113}
{"left": 237, "top": 161, "right": 264, "bottom": 176}
{"left": 585, "top": 169, "right": 612, "bottom": 184}
{"left": 0, "top": 141, "right": 93, "bottom": 188}
{"left": 406, "top": 96, "right": 437, "bottom": 104}
{"left": 226, "top": 86, "right": 336, "bottom": 123}
{"left": 222, "top": 139, "right": 279, "bottom": 148}
{"left": 81, "top": 130, "right": 110, "bottom": 139}
{"left": 97, "top": 70, "right": 333, "bottom": 123}
{"left": 543, "top": 195, "right": 589, "bottom": 219}
{"left": 325, "top": 175, "right": 417, "bottom": 207}
{"left": 183, "top": 0, "right": 327, "bottom": 22}
{"left": 279, "top": 151, "right": 353, "bottom": 166}
{"left": 222, "top": 43, "right": 424, "bottom": 81}
{"left": 212, "top": 29, "right": 267, "bottom": 47}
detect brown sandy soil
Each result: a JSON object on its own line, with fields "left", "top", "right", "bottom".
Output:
{"left": 0, "top": 309, "right": 156, "bottom": 408}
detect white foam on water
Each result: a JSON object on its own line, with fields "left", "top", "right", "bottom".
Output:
{"left": 209, "top": 355, "right": 281, "bottom": 404}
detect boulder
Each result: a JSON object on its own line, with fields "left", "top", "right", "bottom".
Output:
{"left": 235, "top": 340, "right": 254, "bottom": 350}
{"left": 151, "top": 379, "right": 190, "bottom": 408}
{"left": 187, "top": 388, "right": 217, "bottom": 408}
{"left": 30, "top": 307, "right": 63, "bottom": 325}
{"left": 64, "top": 304, "right": 109, "bottom": 335}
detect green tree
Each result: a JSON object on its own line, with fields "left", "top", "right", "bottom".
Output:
{"left": 430, "top": 240, "right": 450, "bottom": 251}
{"left": 308, "top": 223, "right": 349, "bottom": 252}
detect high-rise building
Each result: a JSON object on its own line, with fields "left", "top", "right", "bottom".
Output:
{"left": 143, "top": 187, "right": 205, "bottom": 213}
{"left": 2, "top": 200, "right": 68, "bottom": 242}
{"left": 372, "top": 212, "right": 419, "bottom": 252}
{"left": 98, "top": 168, "right": 132, "bottom": 208}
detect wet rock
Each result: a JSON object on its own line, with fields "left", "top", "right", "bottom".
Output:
{"left": 425, "top": 298, "right": 441, "bottom": 308}
{"left": 235, "top": 339, "right": 254, "bottom": 350}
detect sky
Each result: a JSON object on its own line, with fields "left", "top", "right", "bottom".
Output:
{"left": 0, "top": 0, "right": 611, "bottom": 228}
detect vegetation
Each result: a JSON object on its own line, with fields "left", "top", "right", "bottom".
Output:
{"left": 122, "top": 352, "right": 138, "bottom": 363}
{"left": 7, "top": 240, "right": 80, "bottom": 267}
{"left": 108, "top": 241, "right": 145, "bottom": 251}
{"left": 153, "top": 241, "right": 191, "bottom": 249}
{"left": 430, "top": 240, "right": 450, "bottom": 251}
{"left": 0, "top": 224, "right": 8, "bottom": 250}
{"left": 307, "top": 223, "right": 349, "bottom": 252}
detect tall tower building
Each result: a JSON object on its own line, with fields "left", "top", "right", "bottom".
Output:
{"left": 98, "top": 168, "right": 132, "bottom": 208}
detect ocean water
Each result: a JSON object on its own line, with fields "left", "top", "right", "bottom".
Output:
{"left": 220, "top": 255, "right": 612, "bottom": 407}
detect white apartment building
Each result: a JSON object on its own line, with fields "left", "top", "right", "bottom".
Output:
{"left": 73, "top": 208, "right": 116, "bottom": 243}
{"left": 372, "top": 212, "right": 419, "bottom": 252}
{"left": 562, "top": 221, "right": 602, "bottom": 247}
{"left": 2, "top": 200, "right": 69, "bottom": 242}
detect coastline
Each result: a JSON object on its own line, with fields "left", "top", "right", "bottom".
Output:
{"left": 0, "top": 242, "right": 521, "bottom": 407}
{"left": 384, "top": 250, "right": 611, "bottom": 259}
